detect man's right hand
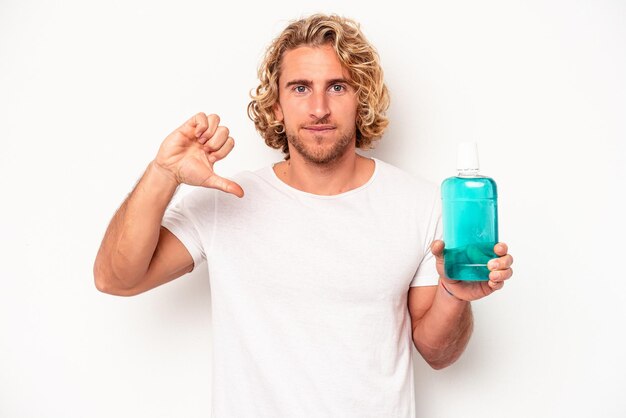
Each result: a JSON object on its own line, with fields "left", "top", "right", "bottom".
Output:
{"left": 153, "top": 112, "right": 244, "bottom": 197}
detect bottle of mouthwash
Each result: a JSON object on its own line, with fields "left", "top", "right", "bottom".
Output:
{"left": 441, "top": 142, "right": 498, "bottom": 281}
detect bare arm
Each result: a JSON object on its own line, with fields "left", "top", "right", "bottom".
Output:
{"left": 93, "top": 112, "right": 243, "bottom": 296}
{"left": 93, "top": 162, "right": 191, "bottom": 296}
{"left": 408, "top": 284, "right": 473, "bottom": 369}
{"left": 408, "top": 240, "right": 514, "bottom": 369}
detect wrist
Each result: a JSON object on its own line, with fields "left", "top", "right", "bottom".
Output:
{"left": 148, "top": 160, "right": 181, "bottom": 189}
{"left": 439, "top": 280, "right": 465, "bottom": 303}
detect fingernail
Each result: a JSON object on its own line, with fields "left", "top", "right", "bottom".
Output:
{"left": 489, "top": 261, "right": 499, "bottom": 270}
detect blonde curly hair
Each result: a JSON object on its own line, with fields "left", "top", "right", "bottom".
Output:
{"left": 247, "top": 14, "right": 390, "bottom": 159}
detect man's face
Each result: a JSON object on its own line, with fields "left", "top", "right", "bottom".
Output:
{"left": 274, "top": 44, "right": 359, "bottom": 165}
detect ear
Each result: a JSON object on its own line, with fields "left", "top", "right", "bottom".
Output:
{"left": 273, "top": 102, "right": 284, "bottom": 123}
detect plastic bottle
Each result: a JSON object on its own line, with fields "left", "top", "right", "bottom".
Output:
{"left": 441, "top": 142, "right": 498, "bottom": 281}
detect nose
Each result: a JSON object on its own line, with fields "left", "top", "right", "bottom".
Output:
{"left": 308, "top": 90, "right": 330, "bottom": 121}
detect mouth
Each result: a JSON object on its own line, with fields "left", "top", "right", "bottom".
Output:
{"left": 303, "top": 125, "right": 336, "bottom": 132}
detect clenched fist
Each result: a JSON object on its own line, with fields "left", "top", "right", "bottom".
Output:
{"left": 153, "top": 112, "right": 244, "bottom": 197}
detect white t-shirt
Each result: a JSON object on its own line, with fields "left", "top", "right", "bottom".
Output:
{"left": 162, "top": 158, "right": 442, "bottom": 417}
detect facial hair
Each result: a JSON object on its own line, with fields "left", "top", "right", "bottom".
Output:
{"left": 286, "top": 125, "right": 356, "bottom": 166}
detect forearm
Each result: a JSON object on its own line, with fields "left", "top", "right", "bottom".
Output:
{"left": 94, "top": 161, "right": 179, "bottom": 290}
{"left": 412, "top": 281, "right": 474, "bottom": 369}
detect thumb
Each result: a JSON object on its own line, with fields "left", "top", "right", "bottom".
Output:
{"left": 203, "top": 174, "right": 245, "bottom": 198}
{"left": 431, "top": 240, "right": 451, "bottom": 282}
{"left": 430, "top": 240, "right": 445, "bottom": 260}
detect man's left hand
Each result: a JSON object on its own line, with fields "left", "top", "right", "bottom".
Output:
{"left": 431, "top": 241, "right": 514, "bottom": 302}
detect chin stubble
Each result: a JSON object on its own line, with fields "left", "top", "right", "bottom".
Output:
{"left": 287, "top": 128, "right": 355, "bottom": 165}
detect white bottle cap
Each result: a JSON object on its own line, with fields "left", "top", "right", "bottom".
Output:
{"left": 457, "top": 142, "right": 480, "bottom": 175}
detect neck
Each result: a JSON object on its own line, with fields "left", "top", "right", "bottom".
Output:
{"left": 273, "top": 150, "right": 374, "bottom": 196}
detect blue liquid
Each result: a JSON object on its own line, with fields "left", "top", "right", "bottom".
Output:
{"left": 441, "top": 176, "right": 498, "bottom": 281}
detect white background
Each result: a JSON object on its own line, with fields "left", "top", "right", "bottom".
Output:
{"left": 1, "top": 0, "right": 624, "bottom": 417}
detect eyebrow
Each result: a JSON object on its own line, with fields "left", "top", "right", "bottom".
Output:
{"left": 284, "top": 78, "right": 352, "bottom": 88}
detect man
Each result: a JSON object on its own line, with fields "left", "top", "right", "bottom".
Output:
{"left": 94, "top": 14, "right": 513, "bottom": 417}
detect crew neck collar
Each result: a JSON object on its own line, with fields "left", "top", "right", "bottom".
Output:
{"left": 267, "top": 157, "right": 380, "bottom": 199}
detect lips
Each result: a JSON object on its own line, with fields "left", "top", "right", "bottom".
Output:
{"left": 303, "top": 125, "right": 335, "bottom": 131}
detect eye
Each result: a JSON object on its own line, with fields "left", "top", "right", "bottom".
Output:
{"left": 295, "top": 85, "right": 307, "bottom": 93}
{"left": 331, "top": 84, "right": 345, "bottom": 92}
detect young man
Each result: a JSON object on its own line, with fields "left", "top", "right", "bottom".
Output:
{"left": 94, "top": 14, "right": 514, "bottom": 417}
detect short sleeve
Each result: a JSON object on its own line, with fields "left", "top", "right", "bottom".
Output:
{"left": 410, "top": 191, "right": 442, "bottom": 287}
{"left": 161, "top": 189, "right": 210, "bottom": 271}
